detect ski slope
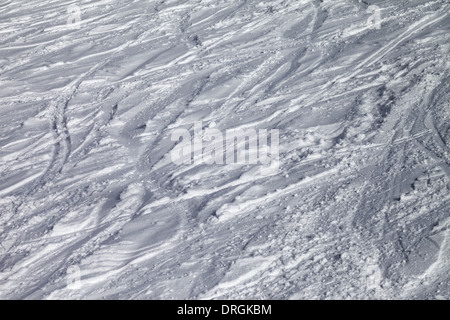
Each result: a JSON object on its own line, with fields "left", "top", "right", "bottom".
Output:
{"left": 0, "top": 0, "right": 449, "bottom": 299}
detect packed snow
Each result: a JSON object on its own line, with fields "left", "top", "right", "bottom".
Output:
{"left": 0, "top": 0, "right": 449, "bottom": 299}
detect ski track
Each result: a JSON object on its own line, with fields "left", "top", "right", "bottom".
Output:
{"left": 0, "top": 0, "right": 449, "bottom": 299}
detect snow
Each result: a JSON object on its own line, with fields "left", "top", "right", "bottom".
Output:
{"left": 0, "top": 0, "right": 449, "bottom": 300}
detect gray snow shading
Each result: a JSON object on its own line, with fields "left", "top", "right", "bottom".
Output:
{"left": 0, "top": 0, "right": 449, "bottom": 300}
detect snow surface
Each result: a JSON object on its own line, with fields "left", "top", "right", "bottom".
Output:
{"left": 0, "top": 0, "right": 449, "bottom": 300}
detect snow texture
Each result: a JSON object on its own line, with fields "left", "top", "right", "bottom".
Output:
{"left": 0, "top": 0, "right": 449, "bottom": 299}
